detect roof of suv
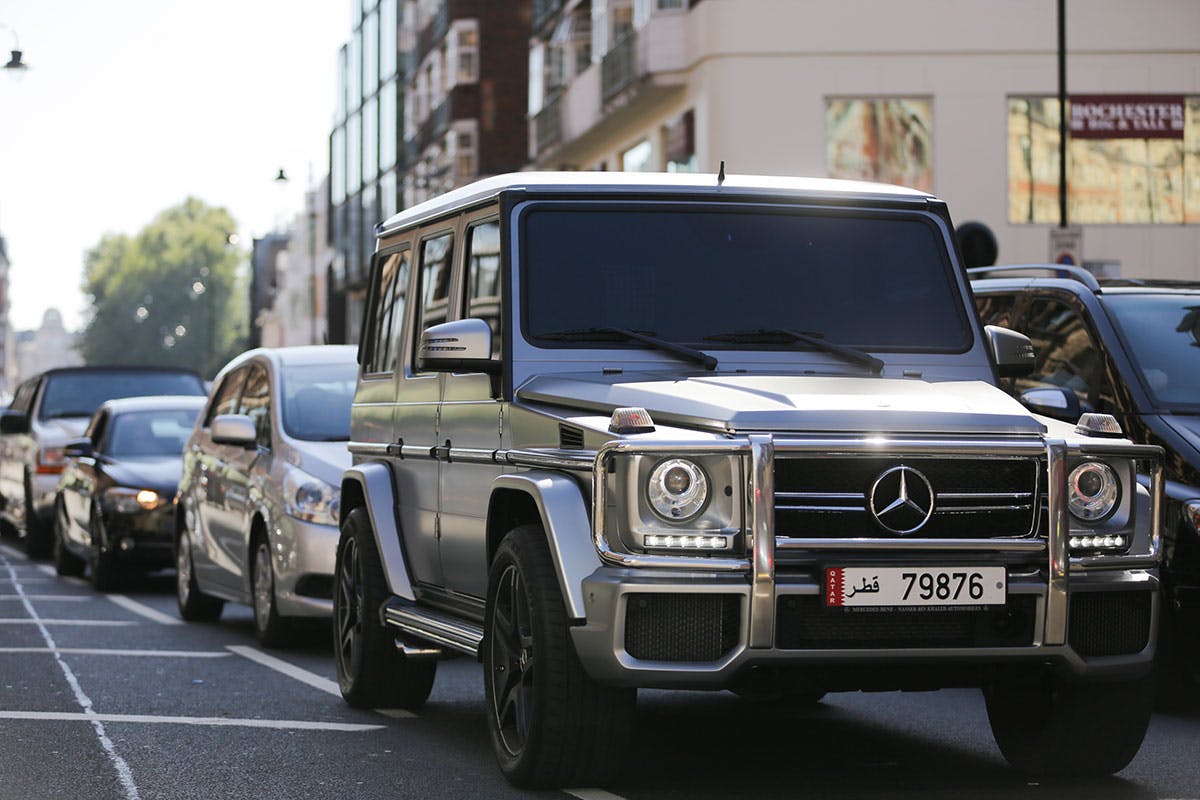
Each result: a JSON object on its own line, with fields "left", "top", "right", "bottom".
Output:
{"left": 378, "top": 171, "right": 937, "bottom": 237}
{"left": 968, "top": 264, "right": 1200, "bottom": 297}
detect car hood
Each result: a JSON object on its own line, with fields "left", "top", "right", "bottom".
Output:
{"left": 103, "top": 457, "right": 183, "bottom": 494}
{"left": 286, "top": 440, "right": 352, "bottom": 487}
{"left": 517, "top": 373, "right": 1046, "bottom": 435}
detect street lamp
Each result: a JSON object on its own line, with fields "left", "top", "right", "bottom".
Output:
{"left": 1, "top": 23, "right": 29, "bottom": 75}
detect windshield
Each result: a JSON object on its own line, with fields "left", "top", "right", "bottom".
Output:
{"left": 1103, "top": 293, "right": 1200, "bottom": 411}
{"left": 280, "top": 362, "right": 357, "bottom": 441}
{"left": 105, "top": 408, "right": 200, "bottom": 458}
{"left": 40, "top": 371, "right": 205, "bottom": 420}
{"left": 521, "top": 205, "right": 970, "bottom": 356}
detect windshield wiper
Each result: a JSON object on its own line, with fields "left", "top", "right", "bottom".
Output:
{"left": 538, "top": 327, "right": 718, "bottom": 371}
{"left": 703, "top": 328, "right": 883, "bottom": 374}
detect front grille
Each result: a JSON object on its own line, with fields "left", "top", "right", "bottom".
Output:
{"left": 775, "top": 594, "right": 1037, "bottom": 649}
{"left": 1069, "top": 591, "right": 1151, "bottom": 657}
{"left": 774, "top": 456, "right": 1041, "bottom": 539}
{"left": 624, "top": 593, "right": 740, "bottom": 662}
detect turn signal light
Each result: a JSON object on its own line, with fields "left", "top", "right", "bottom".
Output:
{"left": 643, "top": 533, "right": 729, "bottom": 550}
{"left": 1068, "top": 534, "right": 1126, "bottom": 551}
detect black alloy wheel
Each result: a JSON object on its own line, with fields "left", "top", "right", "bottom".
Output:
{"left": 52, "top": 496, "right": 86, "bottom": 578}
{"left": 483, "top": 524, "right": 635, "bottom": 788}
{"left": 333, "top": 507, "right": 435, "bottom": 709}
{"left": 87, "top": 505, "right": 120, "bottom": 592}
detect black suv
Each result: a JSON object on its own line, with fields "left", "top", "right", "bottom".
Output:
{"left": 971, "top": 265, "right": 1200, "bottom": 687}
{"left": 0, "top": 366, "right": 207, "bottom": 556}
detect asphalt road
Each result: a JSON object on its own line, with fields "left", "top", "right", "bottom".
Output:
{"left": 2, "top": 539, "right": 1198, "bottom": 800}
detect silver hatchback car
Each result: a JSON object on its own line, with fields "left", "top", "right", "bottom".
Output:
{"left": 175, "top": 345, "right": 357, "bottom": 645}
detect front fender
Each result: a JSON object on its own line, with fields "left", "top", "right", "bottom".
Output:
{"left": 342, "top": 463, "right": 415, "bottom": 601}
{"left": 492, "top": 471, "right": 601, "bottom": 620}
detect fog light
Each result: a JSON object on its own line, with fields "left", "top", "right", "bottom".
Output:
{"left": 1069, "top": 534, "right": 1126, "bottom": 552}
{"left": 643, "top": 533, "right": 729, "bottom": 550}
{"left": 119, "top": 537, "right": 135, "bottom": 552}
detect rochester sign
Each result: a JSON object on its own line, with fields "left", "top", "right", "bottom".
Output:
{"left": 1069, "top": 95, "right": 1185, "bottom": 140}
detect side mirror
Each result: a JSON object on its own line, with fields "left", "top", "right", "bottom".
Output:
{"left": 63, "top": 438, "right": 94, "bottom": 459}
{"left": 985, "top": 325, "right": 1036, "bottom": 378}
{"left": 0, "top": 410, "right": 30, "bottom": 435}
{"left": 1021, "top": 387, "right": 1082, "bottom": 421}
{"left": 210, "top": 414, "right": 258, "bottom": 447}
{"left": 418, "top": 318, "right": 500, "bottom": 375}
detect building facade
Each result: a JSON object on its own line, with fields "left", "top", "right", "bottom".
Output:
{"left": 7, "top": 308, "right": 82, "bottom": 387}
{"left": 327, "top": 0, "right": 532, "bottom": 344}
{"left": 0, "top": 235, "right": 10, "bottom": 397}
{"left": 527, "top": 0, "right": 1200, "bottom": 277}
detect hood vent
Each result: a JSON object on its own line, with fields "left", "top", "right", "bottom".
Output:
{"left": 558, "top": 424, "right": 586, "bottom": 449}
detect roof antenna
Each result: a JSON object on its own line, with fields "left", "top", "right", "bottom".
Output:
{"left": 717, "top": 160, "right": 726, "bottom": 186}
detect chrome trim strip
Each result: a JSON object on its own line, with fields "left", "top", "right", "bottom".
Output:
{"left": 936, "top": 504, "right": 1033, "bottom": 513}
{"left": 772, "top": 438, "right": 1047, "bottom": 456}
{"left": 777, "top": 504, "right": 866, "bottom": 513}
{"left": 504, "top": 448, "right": 595, "bottom": 471}
{"left": 400, "top": 445, "right": 432, "bottom": 459}
{"left": 775, "top": 537, "right": 1046, "bottom": 552}
{"left": 775, "top": 492, "right": 864, "bottom": 500}
{"left": 748, "top": 435, "right": 775, "bottom": 649}
{"left": 447, "top": 447, "right": 501, "bottom": 464}
{"left": 348, "top": 442, "right": 391, "bottom": 456}
{"left": 1045, "top": 440, "right": 1069, "bottom": 646}
{"left": 938, "top": 492, "right": 1034, "bottom": 500}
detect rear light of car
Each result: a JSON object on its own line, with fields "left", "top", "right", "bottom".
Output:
{"left": 36, "top": 447, "right": 66, "bottom": 474}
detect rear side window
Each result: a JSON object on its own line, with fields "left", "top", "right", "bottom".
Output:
{"left": 364, "top": 247, "right": 411, "bottom": 375}
{"left": 38, "top": 371, "right": 205, "bottom": 421}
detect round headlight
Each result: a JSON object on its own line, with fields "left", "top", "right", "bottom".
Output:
{"left": 1067, "top": 461, "right": 1119, "bottom": 521}
{"left": 647, "top": 458, "right": 709, "bottom": 522}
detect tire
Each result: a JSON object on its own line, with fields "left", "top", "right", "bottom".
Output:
{"left": 334, "top": 507, "right": 436, "bottom": 710}
{"left": 87, "top": 506, "right": 122, "bottom": 592}
{"left": 985, "top": 673, "right": 1154, "bottom": 777}
{"left": 484, "top": 524, "right": 636, "bottom": 789}
{"left": 52, "top": 496, "right": 86, "bottom": 578}
{"left": 251, "top": 534, "right": 292, "bottom": 648}
{"left": 23, "top": 474, "right": 52, "bottom": 558}
{"left": 175, "top": 514, "right": 224, "bottom": 622}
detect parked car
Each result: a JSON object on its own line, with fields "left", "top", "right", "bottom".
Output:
{"left": 53, "top": 395, "right": 205, "bottom": 589}
{"left": 174, "top": 345, "right": 358, "bottom": 647}
{"left": 0, "top": 366, "right": 207, "bottom": 556}
{"left": 333, "top": 172, "right": 1163, "bottom": 787}
{"left": 971, "top": 264, "right": 1200, "bottom": 690}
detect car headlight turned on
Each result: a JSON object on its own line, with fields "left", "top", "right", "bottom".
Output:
{"left": 105, "top": 487, "right": 165, "bottom": 513}
{"left": 647, "top": 458, "right": 709, "bottom": 522}
{"left": 283, "top": 468, "right": 339, "bottom": 526}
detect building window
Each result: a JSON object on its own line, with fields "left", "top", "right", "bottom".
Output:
{"left": 453, "top": 20, "right": 479, "bottom": 85}
{"left": 363, "top": 11, "right": 379, "bottom": 99}
{"left": 665, "top": 109, "right": 696, "bottom": 173}
{"left": 332, "top": 127, "right": 346, "bottom": 205}
{"left": 363, "top": 97, "right": 379, "bottom": 182}
{"left": 348, "top": 36, "right": 361, "bottom": 111}
{"left": 380, "top": 0, "right": 397, "bottom": 82}
{"left": 347, "top": 112, "right": 362, "bottom": 192}
{"left": 825, "top": 98, "right": 933, "bottom": 192}
{"left": 380, "top": 83, "right": 397, "bottom": 171}
{"left": 380, "top": 171, "right": 397, "bottom": 219}
{"left": 1008, "top": 96, "right": 1200, "bottom": 224}
{"left": 621, "top": 138, "right": 653, "bottom": 172}
{"left": 452, "top": 123, "right": 477, "bottom": 182}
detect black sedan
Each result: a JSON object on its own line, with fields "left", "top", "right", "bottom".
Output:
{"left": 52, "top": 395, "right": 205, "bottom": 590}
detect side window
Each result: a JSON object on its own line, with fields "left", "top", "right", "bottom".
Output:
{"left": 974, "top": 293, "right": 1017, "bottom": 330}
{"left": 413, "top": 230, "right": 455, "bottom": 367}
{"left": 87, "top": 412, "right": 109, "bottom": 448}
{"left": 1016, "top": 297, "right": 1115, "bottom": 413}
{"left": 11, "top": 379, "right": 37, "bottom": 414}
{"left": 205, "top": 369, "right": 247, "bottom": 426}
{"left": 364, "top": 247, "right": 411, "bottom": 374}
{"left": 238, "top": 363, "right": 272, "bottom": 448}
{"left": 465, "top": 220, "right": 502, "bottom": 359}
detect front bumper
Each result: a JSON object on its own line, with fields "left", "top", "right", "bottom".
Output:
{"left": 102, "top": 505, "right": 176, "bottom": 568}
{"left": 571, "top": 565, "right": 1160, "bottom": 689}
{"left": 272, "top": 515, "right": 339, "bottom": 618}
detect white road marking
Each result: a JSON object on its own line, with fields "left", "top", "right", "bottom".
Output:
{"left": 227, "top": 645, "right": 419, "bottom": 719}
{"left": 0, "top": 543, "right": 25, "bottom": 559}
{"left": 0, "top": 595, "right": 88, "bottom": 601}
{"left": 1, "top": 554, "right": 142, "bottom": 800}
{"left": 565, "top": 790, "right": 629, "bottom": 800}
{"left": 227, "top": 645, "right": 343, "bottom": 697}
{"left": 0, "top": 648, "right": 231, "bottom": 658}
{"left": 36, "top": 564, "right": 56, "bottom": 576}
{"left": 0, "top": 711, "right": 383, "bottom": 732}
{"left": 107, "top": 594, "right": 183, "bottom": 625}
{"left": 0, "top": 619, "right": 135, "bottom": 626}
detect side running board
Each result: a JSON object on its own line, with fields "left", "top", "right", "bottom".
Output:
{"left": 382, "top": 597, "right": 484, "bottom": 658}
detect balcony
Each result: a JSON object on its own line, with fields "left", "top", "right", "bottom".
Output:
{"left": 601, "top": 30, "right": 636, "bottom": 102}
{"left": 534, "top": 92, "right": 563, "bottom": 152}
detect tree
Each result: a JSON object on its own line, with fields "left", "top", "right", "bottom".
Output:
{"left": 81, "top": 198, "right": 247, "bottom": 379}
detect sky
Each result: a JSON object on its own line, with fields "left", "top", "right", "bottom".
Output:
{"left": 0, "top": 0, "right": 350, "bottom": 332}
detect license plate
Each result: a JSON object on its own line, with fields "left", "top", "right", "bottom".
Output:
{"left": 824, "top": 566, "right": 1006, "bottom": 608}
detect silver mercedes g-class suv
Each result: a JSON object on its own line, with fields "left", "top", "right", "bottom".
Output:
{"left": 336, "top": 172, "right": 1163, "bottom": 788}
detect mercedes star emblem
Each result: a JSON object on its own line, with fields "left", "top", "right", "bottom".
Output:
{"left": 869, "top": 465, "right": 935, "bottom": 535}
